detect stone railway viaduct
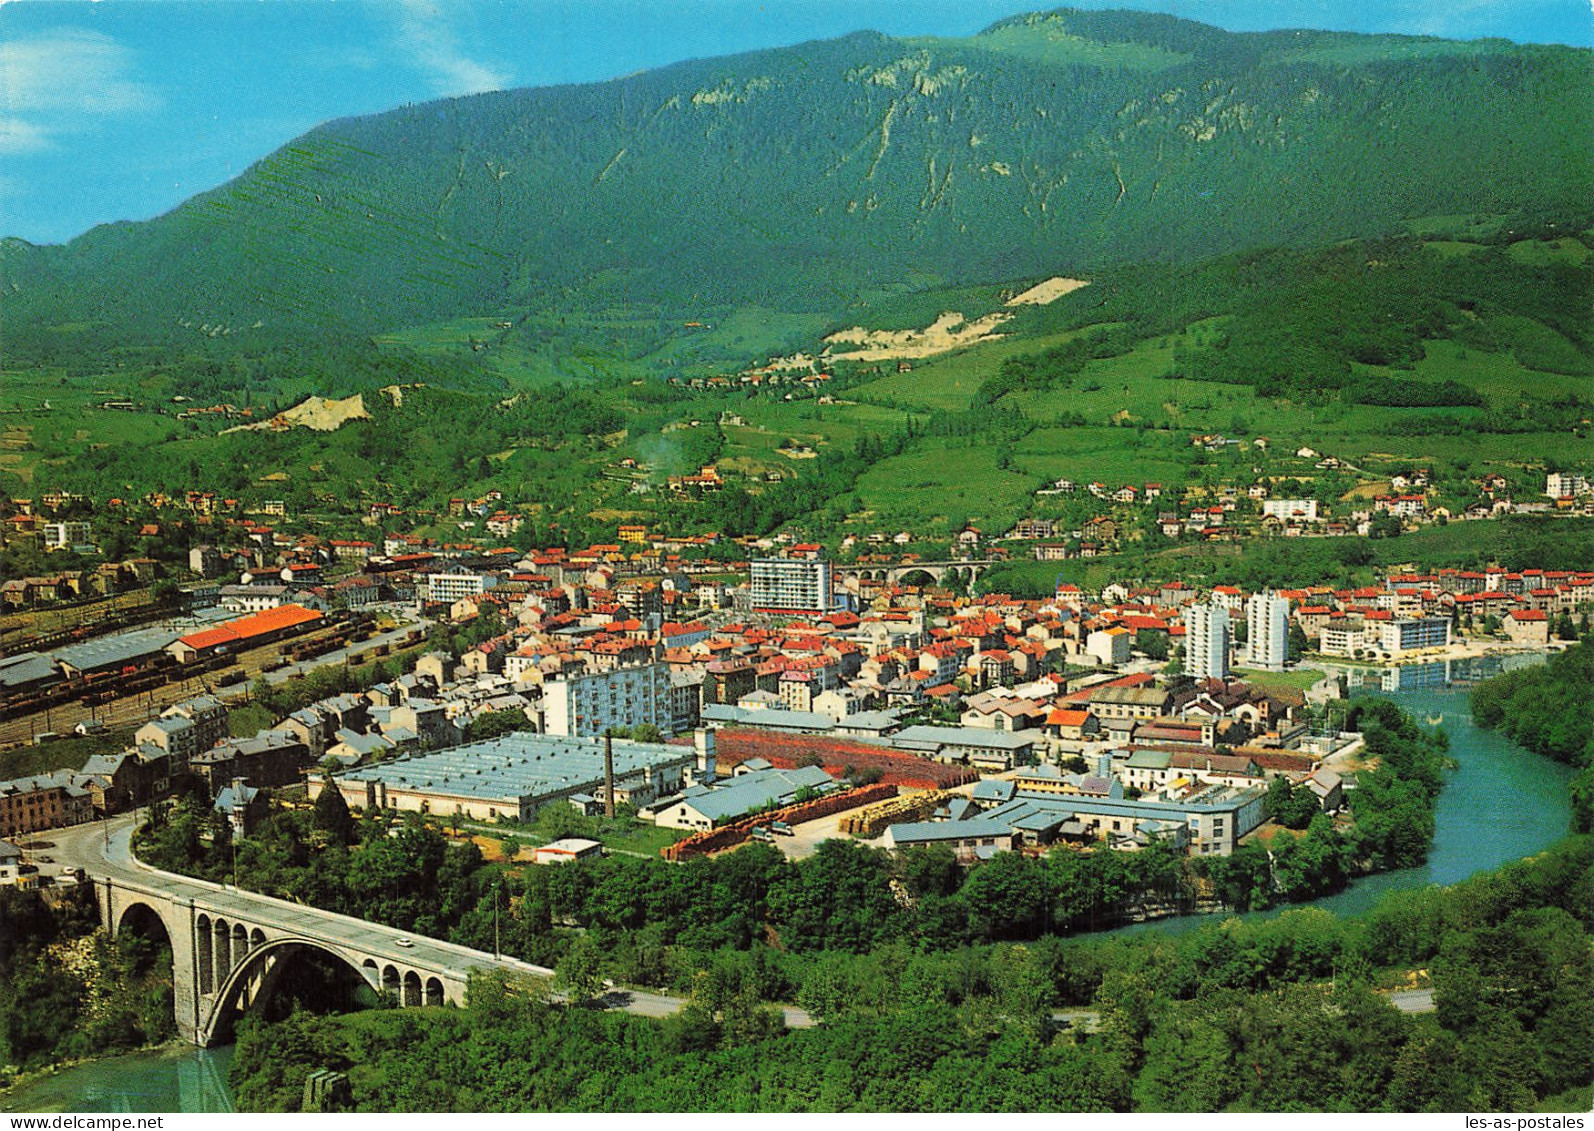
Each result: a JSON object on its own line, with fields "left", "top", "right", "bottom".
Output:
{"left": 836, "top": 559, "right": 992, "bottom": 588}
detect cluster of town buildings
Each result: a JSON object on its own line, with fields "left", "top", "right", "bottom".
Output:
{"left": 1003, "top": 465, "right": 1594, "bottom": 559}
{"left": 3, "top": 532, "right": 1590, "bottom": 875}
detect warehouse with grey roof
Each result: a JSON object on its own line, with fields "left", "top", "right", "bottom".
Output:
{"left": 311, "top": 732, "right": 695, "bottom": 822}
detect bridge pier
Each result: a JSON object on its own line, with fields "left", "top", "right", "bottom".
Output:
{"left": 99, "top": 879, "right": 205, "bottom": 1042}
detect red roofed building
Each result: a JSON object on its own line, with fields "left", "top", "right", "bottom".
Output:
{"left": 1505, "top": 608, "right": 1550, "bottom": 646}
{"left": 1044, "top": 708, "right": 1100, "bottom": 740}
{"left": 167, "top": 603, "right": 323, "bottom": 662}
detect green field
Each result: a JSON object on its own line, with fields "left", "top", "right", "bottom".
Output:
{"left": 1, "top": 371, "right": 185, "bottom": 487}
{"left": 1012, "top": 425, "right": 1195, "bottom": 489}
{"left": 634, "top": 307, "right": 835, "bottom": 376}
{"left": 0, "top": 729, "right": 133, "bottom": 783}
{"left": 849, "top": 325, "right": 1124, "bottom": 411}
{"left": 852, "top": 442, "right": 1039, "bottom": 532}
{"left": 1351, "top": 339, "right": 1586, "bottom": 401}
{"left": 1504, "top": 238, "right": 1591, "bottom": 267}
{"left": 938, "top": 24, "right": 1193, "bottom": 71}
{"left": 981, "top": 518, "right": 1594, "bottom": 599}
{"left": 1232, "top": 668, "right": 1323, "bottom": 694}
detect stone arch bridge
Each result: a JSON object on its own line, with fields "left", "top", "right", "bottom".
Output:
{"left": 79, "top": 826, "right": 550, "bottom": 1046}
{"left": 837, "top": 559, "right": 993, "bottom": 588}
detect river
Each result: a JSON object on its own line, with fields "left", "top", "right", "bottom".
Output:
{"left": 0, "top": 1047, "right": 234, "bottom": 1114}
{"left": 1109, "top": 661, "right": 1573, "bottom": 936}
{"left": 2, "top": 660, "right": 1573, "bottom": 1112}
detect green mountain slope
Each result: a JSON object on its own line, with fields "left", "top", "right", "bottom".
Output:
{"left": 2, "top": 9, "right": 1589, "bottom": 348}
{"left": 16, "top": 227, "right": 1589, "bottom": 552}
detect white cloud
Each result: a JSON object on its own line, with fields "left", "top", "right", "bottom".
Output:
{"left": 1396, "top": 0, "right": 1502, "bottom": 36}
{"left": 0, "top": 27, "right": 158, "bottom": 164}
{"left": 393, "top": 0, "right": 510, "bottom": 96}
{"left": 0, "top": 29, "right": 159, "bottom": 117}
{"left": 0, "top": 116, "right": 51, "bottom": 155}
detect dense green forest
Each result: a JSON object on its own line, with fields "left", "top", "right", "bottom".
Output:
{"left": 973, "top": 234, "right": 1594, "bottom": 407}
{"left": 0, "top": 889, "right": 176, "bottom": 1082}
{"left": 4, "top": 13, "right": 1588, "bottom": 348}
{"left": 225, "top": 834, "right": 1594, "bottom": 1112}
{"left": 1471, "top": 644, "right": 1594, "bottom": 834}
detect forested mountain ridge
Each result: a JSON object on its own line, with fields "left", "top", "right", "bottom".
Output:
{"left": 2, "top": 8, "right": 1589, "bottom": 347}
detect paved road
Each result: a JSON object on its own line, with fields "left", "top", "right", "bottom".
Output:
{"left": 1040, "top": 987, "right": 1436, "bottom": 1034}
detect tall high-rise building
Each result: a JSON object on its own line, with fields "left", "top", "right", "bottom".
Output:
{"left": 750, "top": 558, "right": 833, "bottom": 614}
{"left": 1246, "top": 592, "right": 1291, "bottom": 671}
{"left": 1185, "top": 601, "right": 1231, "bottom": 680}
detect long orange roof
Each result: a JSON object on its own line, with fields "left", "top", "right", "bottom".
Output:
{"left": 177, "top": 603, "right": 322, "bottom": 649}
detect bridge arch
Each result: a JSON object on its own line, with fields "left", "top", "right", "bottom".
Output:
{"left": 116, "top": 901, "right": 176, "bottom": 986}
{"left": 203, "top": 936, "right": 383, "bottom": 1047}
{"left": 213, "top": 918, "right": 232, "bottom": 985}
{"left": 94, "top": 875, "right": 521, "bottom": 1048}
{"left": 117, "top": 899, "right": 169, "bottom": 935}
{"left": 195, "top": 913, "right": 214, "bottom": 995}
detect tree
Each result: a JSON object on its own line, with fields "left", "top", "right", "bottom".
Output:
{"left": 312, "top": 781, "right": 355, "bottom": 846}
{"left": 1288, "top": 621, "right": 1309, "bottom": 661}
{"left": 555, "top": 936, "right": 606, "bottom": 1004}
{"left": 1136, "top": 630, "right": 1169, "bottom": 661}
{"left": 961, "top": 852, "right": 1048, "bottom": 940}
{"left": 1368, "top": 512, "right": 1403, "bottom": 539}
{"left": 1264, "top": 776, "right": 1319, "bottom": 830}
{"left": 466, "top": 710, "right": 532, "bottom": 742}
{"left": 1566, "top": 766, "right": 1594, "bottom": 835}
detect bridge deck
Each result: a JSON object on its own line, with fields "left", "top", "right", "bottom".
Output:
{"left": 50, "top": 818, "right": 552, "bottom": 985}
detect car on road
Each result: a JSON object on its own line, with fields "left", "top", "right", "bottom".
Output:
{"left": 395, "top": 937, "right": 414, "bottom": 948}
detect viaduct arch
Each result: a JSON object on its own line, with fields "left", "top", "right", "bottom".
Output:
{"left": 97, "top": 873, "right": 546, "bottom": 1046}
{"left": 837, "top": 559, "right": 992, "bottom": 589}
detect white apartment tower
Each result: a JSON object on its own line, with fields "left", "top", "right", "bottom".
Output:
{"left": 1246, "top": 592, "right": 1291, "bottom": 671}
{"left": 750, "top": 558, "right": 833, "bottom": 614}
{"left": 1185, "top": 600, "right": 1231, "bottom": 680}
{"left": 542, "top": 662, "right": 672, "bottom": 738}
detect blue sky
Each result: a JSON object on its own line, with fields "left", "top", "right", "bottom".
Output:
{"left": 1, "top": 0, "right": 1588, "bottom": 245}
